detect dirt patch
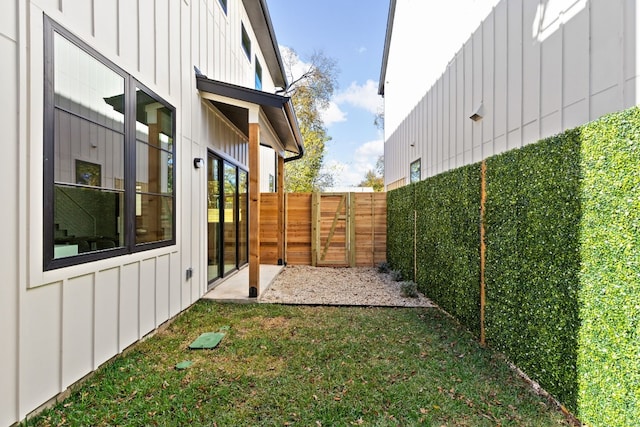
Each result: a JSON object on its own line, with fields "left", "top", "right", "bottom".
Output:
{"left": 259, "top": 265, "right": 434, "bottom": 307}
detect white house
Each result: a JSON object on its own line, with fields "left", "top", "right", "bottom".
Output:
{"left": 380, "top": 0, "right": 640, "bottom": 189}
{"left": 0, "top": 0, "right": 303, "bottom": 424}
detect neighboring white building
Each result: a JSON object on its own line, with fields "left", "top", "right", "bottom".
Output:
{"left": 0, "top": 1, "right": 302, "bottom": 424}
{"left": 324, "top": 187, "right": 375, "bottom": 193}
{"left": 380, "top": 0, "right": 640, "bottom": 189}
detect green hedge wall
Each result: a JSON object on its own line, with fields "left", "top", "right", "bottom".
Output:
{"left": 387, "top": 165, "right": 481, "bottom": 335}
{"left": 386, "top": 183, "right": 415, "bottom": 280}
{"left": 414, "top": 164, "right": 481, "bottom": 336}
{"left": 577, "top": 108, "right": 640, "bottom": 427}
{"left": 485, "top": 130, "right": 582, "bottom": 410}
{"left": 386, "top": 107, "right": 640, "bottom": 425}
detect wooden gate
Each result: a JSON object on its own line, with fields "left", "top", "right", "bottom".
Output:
{"left": 312, "top": 193, "right": 354, "bottom": 267}
{"left": 259, "top": 192, "right": 386, "bottom": 267}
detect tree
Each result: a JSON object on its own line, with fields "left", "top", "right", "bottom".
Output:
{"left": 358, "top": 155, "right": 384, "bottom": 192}
{"left": 374, "top": 109, "right": 384, "bottom": 131}
{"left": 281, "top": 48, "right": 338, "bottom": 192}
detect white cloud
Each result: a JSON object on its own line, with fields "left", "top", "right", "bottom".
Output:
{"left": 320, "top": 102, "right": 347, "bottom": 126}
{"left": 358, "top": 46, "right": 367, "bottom": 54}
{"left": 323, "top": 139, "right": 384, "bottom": 187}
{"left": 355, "top": 139, "right": 384, "bottom": 158}
{"left": 333, "top": 80, "right": 383, "bottom": 115}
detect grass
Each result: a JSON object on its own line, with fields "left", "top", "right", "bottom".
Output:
{"left": 27, "top": 302, "right": 570, "bottom": 426}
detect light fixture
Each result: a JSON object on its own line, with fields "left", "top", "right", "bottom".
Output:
{"left": 410, "top": 141, "right": 415, "bottom": 147}
{"left": 470, "top": 102, "right": 484, "bottom": 122}
{"left": 193, "top": 157, "right": 204, "bottom": 169}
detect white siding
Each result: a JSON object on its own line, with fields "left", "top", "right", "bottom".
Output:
{"left": 94, "top": 267, "right": 120, "bottom": 368}
{"left": 20, "top": 283, "right": 62, "bottom": 419}
{"left": 384, "top": 0, "right": 639, "bottom": 187}
{"left": 62, "top": 274, "right": 94, "bottom": 388}
{"left": 0, "top": 0, "right": 19, "bottom": 423}
{"left": 1, "top": 0, "right": 288, "bottom": 424}
{"left": 260, "top": 145, "right": 277, "bottom": 192}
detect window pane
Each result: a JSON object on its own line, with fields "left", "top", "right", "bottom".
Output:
{"left": 223, "top": 162, "right": 237, "bottom": 274}
{"left": 54, "top": 32, "right": 125, "bottom": 132}
{"left": 135, "top": 195, "right": 174, "bottom": 244}
{"left": 410, "top": 159, "right": 421, "bottom": 183}
{"left": 54, "top": 109, "right": 125, "bottom": 188}
{"left": 241, "top": 24, "right": 251, "bottom": 59}
{"left": 135, "top": 88, "right": 175, "bottom": 246}
{"left": 208, "top": 155, "right": 222, "bottom": 282}
{"left": 255, "top": 59, "right": 263, "bottom": 90}
{"left": 136, "top": 141, "right": 174, "bottom": 195}
{"left": 54, "top": 184, "right": 124, "bottom": 258}
{"left": 218, "top": 0, "right": 227, "bottom": 14}
{"left": 238, "top": 169, "right": 248, "bottom": 266}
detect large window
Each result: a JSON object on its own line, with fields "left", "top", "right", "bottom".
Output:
{"left": 44, "top": 17, "right": 176, "bottom": 270}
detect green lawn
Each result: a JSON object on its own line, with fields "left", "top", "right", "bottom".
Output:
{"left": 27, "top": 302, "right": 570, "bottom": 426}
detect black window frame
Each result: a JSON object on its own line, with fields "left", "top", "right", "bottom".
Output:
{"left": 241, "top": 22, "right": 251, "bottom": 60}
{"left": 410, "top": 158, "right": 421, "bottom": 184}
{"left": 43, "top": 16, "right": 177, "bottom": 271}
{"left": 255, "top": 57, "right": 263, "bottom": 90}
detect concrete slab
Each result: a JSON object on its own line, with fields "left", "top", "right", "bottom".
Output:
{"left": 201, "top": 264, "right": 284, "bottom": 303}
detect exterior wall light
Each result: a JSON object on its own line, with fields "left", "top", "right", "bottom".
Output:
{"left": 470, "top": 102, "right": 484, "bottom": 121}
{"left": 193, "top": 157, "right": 204, "bottom": 169}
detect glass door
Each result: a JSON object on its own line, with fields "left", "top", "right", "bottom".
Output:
{"left": 223, "top": 162, "right": 237, "bottom": 275}
{"left": 207, "top": 153, "right": 248, "bottom": 284}
{"left": 238, "top": 169, "right": 248, "bottom": 266}
{"left": 207, "top": 154, "right": 221, "bottom": 282}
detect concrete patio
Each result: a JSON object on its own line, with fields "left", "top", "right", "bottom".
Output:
{"left": 202, "top": 264, "right": 284, "bottom": 303}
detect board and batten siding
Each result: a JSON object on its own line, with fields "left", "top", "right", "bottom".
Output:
{"left": 260, "top": 146, "right": 277, "bottom": 192}
{"left": 0, "top": 0, "right": 278, "bottom": 424}
{"left": 384, "top": 0, "right": 638, "bottom": 187}
{"left": 0, "top": 0, "right": 19, "bottom": 423}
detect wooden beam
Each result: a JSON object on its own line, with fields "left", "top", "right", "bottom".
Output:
{"left": 413, "top": 209, "right": 417, "bottom": 283}
{"left": 311, "top": 192, "right": 319, "bottom": 266}
{"left": 277, "top": 155, "right": 285, "bottom": 265}
{"left": 249, "top": 123, "right": 260, "bottom": 297}
{"left": 480, "top": 160, "right": 487, "bottom": 347}
{"left": 348, "top": 193, "right": 356, "bottom": 268}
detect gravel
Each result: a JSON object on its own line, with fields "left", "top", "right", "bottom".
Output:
{"left": 259, "top": 265, "right": 434, "bottom": 307}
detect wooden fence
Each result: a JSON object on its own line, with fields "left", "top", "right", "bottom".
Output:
{"left": 260, "top": 192, "right": 387, "bottom": 267}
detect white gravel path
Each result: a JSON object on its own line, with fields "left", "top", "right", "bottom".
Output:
{"left": 259, "top": 265, "right": 434, "bottom": 307}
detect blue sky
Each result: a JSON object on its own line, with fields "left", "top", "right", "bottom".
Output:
{"left": 267, "top": 0, "right": 389, "bottom": 187}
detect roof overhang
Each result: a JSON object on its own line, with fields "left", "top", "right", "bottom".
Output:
{"left": 196, "top": 74, "right": 304, "bottom": 157}
{"left": 242, "top": 0, "right": 287, "bottom": 89}
{"left": 378, "top": 0, "right": 397, "bottom": 96}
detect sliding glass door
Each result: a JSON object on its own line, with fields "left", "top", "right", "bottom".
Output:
{"left": 207, "top": 152, "right": 248, "bottom": 284}
{"left": 207, "top": 154, "right": 221, "bottom": 282}
{"left": 238, "top": 170, "right": 248, "bottom": 266}
{"left": 223, "top": 162, "right": 237, "bottom": 275}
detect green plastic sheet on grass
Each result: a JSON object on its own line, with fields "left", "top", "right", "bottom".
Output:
{"left": 175, "top": 360, "right": 194, "bottom": 370}
{"left": 188, "top": 327, "right": 228, "bottom": 349}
